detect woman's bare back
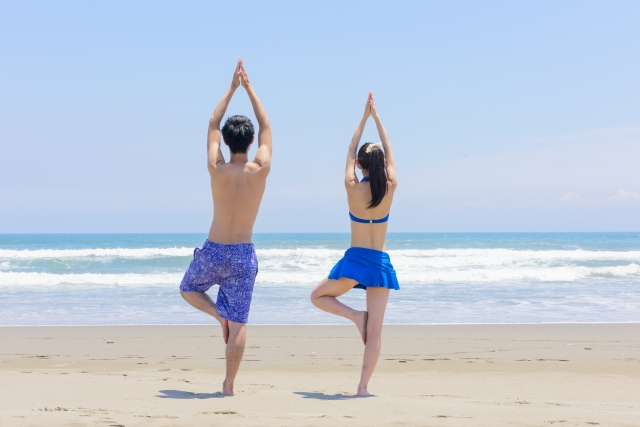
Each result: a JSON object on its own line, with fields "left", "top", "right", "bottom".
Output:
{"left": 347, "top": 180, "right": 396, "bottom": 251}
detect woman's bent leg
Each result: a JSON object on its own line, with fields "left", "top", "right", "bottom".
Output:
{"left": 357, "top": 287, "right": 389, "bottom": 396}
{"left": 311, "top": 277, "right": 367, "bottom": 343}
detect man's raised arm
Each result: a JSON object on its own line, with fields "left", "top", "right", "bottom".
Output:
{"left": 238, "top": 60, "right": 272, "bottom": 170}
{"left": 207, "top": 60, "right": 242, "bottom": 174}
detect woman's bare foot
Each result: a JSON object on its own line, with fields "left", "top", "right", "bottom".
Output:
{"left": 356, "top": 384, "right": 374, "bottom": 397}
{"left": 222, "top": 380, "right": 234, "bottom": 396}
{"left": 354, "top": 311, "right": 367, "bottom": 345}
{"left": 219, "top": 317, "right": 229, "bottom": 344}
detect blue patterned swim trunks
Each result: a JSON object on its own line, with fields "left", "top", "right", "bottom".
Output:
{"left": 180, "top": 240, "right": 258, "bottom": 324}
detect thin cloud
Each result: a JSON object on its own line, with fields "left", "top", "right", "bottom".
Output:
{"left": 608, "top": 190, "right": 640, "bottom": 203}
{"left": 558, "top": 193, "right": 600, "bottom": 206}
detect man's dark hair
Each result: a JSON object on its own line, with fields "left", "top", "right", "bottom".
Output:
{"left": 221, "top": 115, "right": 255, "bottom": 154}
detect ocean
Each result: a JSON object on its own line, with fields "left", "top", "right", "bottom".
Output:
{"left": 1, "top": 233, "right": 639, "bottom": 326}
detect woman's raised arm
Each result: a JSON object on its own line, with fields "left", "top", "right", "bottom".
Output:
{"left": 345, "top": 93, "right": 372, "bottom": 186}
{"left": 370, "top": 93, "right": 397, "bottom": 186}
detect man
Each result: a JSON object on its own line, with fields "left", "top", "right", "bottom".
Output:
{"left": 179, "top": 59, "right": 271, "bottom": 396}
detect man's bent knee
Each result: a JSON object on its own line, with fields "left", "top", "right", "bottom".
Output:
{"left": 180, "top": 289, "right": 204, "bottom": 303}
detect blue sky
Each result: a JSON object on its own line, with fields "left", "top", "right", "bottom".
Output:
{"left": 1, "top": 1, "right": 639, "bottom": 232}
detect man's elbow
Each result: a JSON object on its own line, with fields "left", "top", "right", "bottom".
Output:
{"left": 209, "top": 118, "right": 221, "bottom": 130}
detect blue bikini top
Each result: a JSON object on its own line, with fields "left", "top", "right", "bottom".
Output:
{"left": 349, "top": 176, "right": 390, "bottom": 224}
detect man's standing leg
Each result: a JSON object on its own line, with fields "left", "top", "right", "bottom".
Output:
{"left": 223, "top": 321, "right": 246, "bottom": 396}
{"left": 217, "top": 244, "right": 257, "bottom": 396}
{"left": 181, "top": 288, "right": 245, "bottom": 396}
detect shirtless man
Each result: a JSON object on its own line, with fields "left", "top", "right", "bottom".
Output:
{"left": 179, "top": 59, "right": 271, "bottom": 396}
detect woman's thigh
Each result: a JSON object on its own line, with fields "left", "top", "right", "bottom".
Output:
{"left": 311, "top": 277, "right": 359, "bottom": 299}
{"left": 366, "top": 287, "right": 390, "bottom": 332}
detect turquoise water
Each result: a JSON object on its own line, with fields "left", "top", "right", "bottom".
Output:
{"left": 1, "top": 233, "right": 639, "bottom": 325}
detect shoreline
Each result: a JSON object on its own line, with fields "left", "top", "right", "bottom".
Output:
{"left": 2, "top": 321, "right": 639, "bottom": 327}
{"left": 2, "top": 324, "right": 639, "bottom": 426}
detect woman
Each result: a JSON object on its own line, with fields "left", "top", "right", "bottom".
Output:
{"left": 310, "top": 91, "right": 399, "bottom": 397}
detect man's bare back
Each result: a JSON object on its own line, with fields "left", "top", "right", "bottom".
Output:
{"left": 208, "top": 161, "right": 268, "bottom": 244}
{"left": 179, "top": 58, "right": 271, "bottom": 396}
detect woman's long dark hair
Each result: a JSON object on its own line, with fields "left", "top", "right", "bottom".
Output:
{"left": 358, "top": 142, "right": 388, "bottom": 208}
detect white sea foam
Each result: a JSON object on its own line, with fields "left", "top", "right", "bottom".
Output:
{"left": 255, "top": 263, "right": 640, "bottom": 284}
{"left": 389, "top": 248, "right": 640, "bottom": 265}
{"left": 0, "top": 272, "right": 184, "bottom": 286}
{"left": 0, "top": 247, "right": 194, "bottom": 260}
{"left": 2, "top": 247, "right": 639, "bottom": 287}
{"left": 253, "top": 248, "right": 640, "bottom": 283}
{"left": 2, "top": 247, "right": 639, "bottom": 264}
{"left": 1, "top": 263, "right": 638, "bottom": 287}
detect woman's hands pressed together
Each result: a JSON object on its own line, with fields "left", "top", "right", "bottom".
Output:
{"left": 363, "top": 92, "right": 373, "bottom": 118}
{"left": 369, "top": 92, "right": 379, "bottom": 120}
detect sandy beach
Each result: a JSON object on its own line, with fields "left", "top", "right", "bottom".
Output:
{"left": 1, "top": 324, "right": 639, "bottom": 426}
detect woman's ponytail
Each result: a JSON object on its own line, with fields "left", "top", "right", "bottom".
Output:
{"left": 357, "top": 143, "right": 388, "bottom": 208}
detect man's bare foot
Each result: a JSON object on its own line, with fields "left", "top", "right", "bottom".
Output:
{"left": 354, "top": 311, "right": 367, "bottom": 345}
{"left": 222, "top": 380, "right": 234, "bottom": 396}
{"left": 220, "top": 317, "right": 229, "bottom": 344}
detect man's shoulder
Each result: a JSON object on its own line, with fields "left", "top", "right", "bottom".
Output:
{"left": 244, "top": 161, "right": 261, "bottom": 171}
{"left": 212, "top": 161, "right": 266, "bottom": 178}
{"left": 246, "top": 161, "right": 270, "bottom": 177}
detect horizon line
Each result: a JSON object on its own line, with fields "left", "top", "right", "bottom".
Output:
{"left": 1, "top": 231, "right": 639, "bottom": 236}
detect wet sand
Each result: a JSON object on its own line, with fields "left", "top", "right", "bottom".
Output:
{"left": 1, "top": 324, "right": 639, "bottom": 426}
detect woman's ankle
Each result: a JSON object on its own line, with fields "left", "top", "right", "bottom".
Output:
{"left": 356, "top": 383, "right": 368, "bottom": 395}
{"left": 350, "top": 309, "right": 364, "bottom": 323}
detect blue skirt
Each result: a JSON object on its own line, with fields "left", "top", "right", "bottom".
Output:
{"left": 328, "top": 247, "right": 400, "bottom": 290}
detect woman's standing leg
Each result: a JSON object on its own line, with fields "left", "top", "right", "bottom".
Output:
{"left": 357, "top": 287, "right": 389, "bottom": 396}
{"left": 311, "top": 277, "right": 368, "bottom": 343}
